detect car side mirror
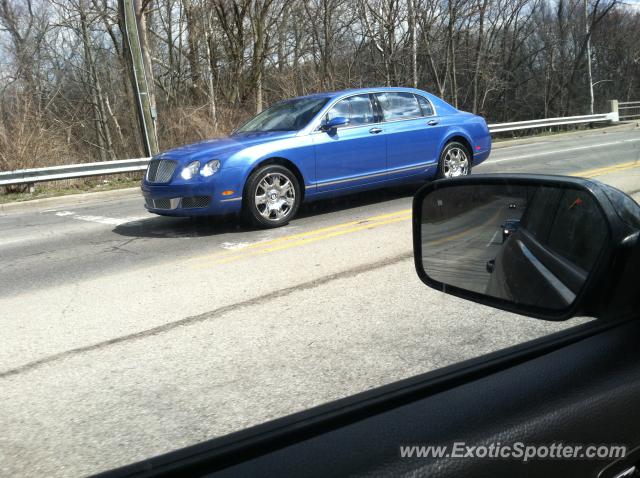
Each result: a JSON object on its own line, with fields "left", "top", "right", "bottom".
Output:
{"left": 321, "top": 116, "right": 349, "bottom": 131}
{"left": 413, "top": 175, "right": 640, "bottom": 321}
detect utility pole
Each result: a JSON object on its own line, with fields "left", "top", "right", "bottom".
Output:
{"left": 120, "top": 0, "right": 159, "bottom": 156}
{"left": 585, "top": 0, "right": 594, "bottom": 115}
{"left": 408, "top": 0, "right": 418, "bottom": 88}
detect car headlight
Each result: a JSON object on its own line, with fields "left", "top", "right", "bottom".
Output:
{"left": 200, "top": 159, "right": 221, "bottom": 177}
{"left": 180, "top": 160, "right": 200, "bottom": 180}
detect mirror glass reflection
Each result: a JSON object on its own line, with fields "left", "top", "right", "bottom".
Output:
{"left": 420, "top": 184, "right": 608, "bottom": 310}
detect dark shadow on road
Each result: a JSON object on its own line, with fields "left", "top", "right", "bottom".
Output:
{"left": 112, "top": 182, "right": 423, "bottom": 239}
{"left": 296, "top": 183, "right": 421, "bottom": 219}
{"left": 112, "top": 214, "right": 246, "bottom": 238}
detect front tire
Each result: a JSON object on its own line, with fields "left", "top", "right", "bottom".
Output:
{"left": 436, "top": 141, "right": 471, "bottom": 179}
{"left": 243, "top": 164, "right": 301, "bottom": 228}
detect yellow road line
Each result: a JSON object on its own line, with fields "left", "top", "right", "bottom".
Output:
{"left": 189, "top": 208, "right": 411, "bottom": 264}
{"left": 190, "top": 209, "right": 411, "bottom": 267}
{"left": 203, "top": 214, "right": 411, "bottom": 266}
{"left": 572, "top": 160, "right": 640, "bottom": 178}
{"left": 189, "top": 158, "right": 640, "bottom": 268}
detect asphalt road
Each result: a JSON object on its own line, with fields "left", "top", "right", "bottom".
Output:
{"left": 422, "top": 197, "right": 516, "bottom": 293}
{"left": 1, "top": 125, "right": 639, "bottom": 477}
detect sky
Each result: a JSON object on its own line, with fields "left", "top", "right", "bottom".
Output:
{"left": 621, "top": 0, "right": 640, "bottom": 10}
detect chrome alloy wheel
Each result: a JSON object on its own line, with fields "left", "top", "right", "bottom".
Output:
{"left": 443, "top": 147, "right": 470, "bottom": 178}
{"left": 254, "top": 172, "right": 296, "bottom": 220}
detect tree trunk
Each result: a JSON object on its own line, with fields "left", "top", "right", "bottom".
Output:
{"left": 472, "top": 0, "right": 488, "bottom": 114}
{"left": 408, "top": 0, "right": 418, "bottom": 88}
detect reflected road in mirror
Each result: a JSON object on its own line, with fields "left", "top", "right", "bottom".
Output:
{"left": 420, "top": 183, "right": 607, "bottom": 310}
{"left": 421, "top": 185, "right": 529, "bottom": 295}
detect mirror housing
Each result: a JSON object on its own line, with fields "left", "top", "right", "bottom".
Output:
{"left": 413, "top": 174, "right": 640, "bottom": 321}
{"left": 321, "top": 116, "right": 349, "bottom": 131}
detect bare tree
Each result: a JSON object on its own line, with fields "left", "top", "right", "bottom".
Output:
{"left": 1, "top": 0, "right": 638, "bottom": 174}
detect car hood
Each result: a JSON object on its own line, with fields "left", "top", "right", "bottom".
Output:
{"left": 155, "top": 131, "right": 298, "bottom": 163}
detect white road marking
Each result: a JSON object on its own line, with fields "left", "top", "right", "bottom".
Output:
{"left": 488, "top": 138, "right": 640, "bottom": 163}
{"left": 486, "top": 229, "right": 500, "bottom": 247}
{"left": 0, "top": 237, "right": 39, "bottom": 248}
{"left": 0, "top": 212, "right": 149, "bottom": 248}
{"left": 54, "top": 211, "right": 148, "bottom": 226}
{"left": 220, "top": 241, "right": 255, "bottom": 250}
{"left": 496, "top": 141, "right": 550, "bottom": 150}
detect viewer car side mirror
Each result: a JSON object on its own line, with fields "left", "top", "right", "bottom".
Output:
{"left": 413, "top": 174, "right": 640, "bottom": 321}
{"left": 321, "top": 116, "right": 350, "bottom": 131}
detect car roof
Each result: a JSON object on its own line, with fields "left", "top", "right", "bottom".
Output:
{"left": 292, "top": 87, "right": 431, "bottom": 101}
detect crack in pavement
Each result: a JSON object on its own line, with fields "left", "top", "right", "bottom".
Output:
{"left": 0, "top": 251, "right": 413, "bottom": 380}
{"left": 104, "top": 237, "right": 140, "bottom": 255}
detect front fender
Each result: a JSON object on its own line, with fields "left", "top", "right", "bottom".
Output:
{"left": 226, "top": 135, "right": 316, "bottom": 191}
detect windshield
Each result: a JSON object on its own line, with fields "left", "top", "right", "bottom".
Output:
{"left": 235, "top": 97, "right": 329, "bottom": 133}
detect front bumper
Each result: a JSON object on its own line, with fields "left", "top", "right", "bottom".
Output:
{"left": 141, "top": 171, "right": 244, "bottom": 216}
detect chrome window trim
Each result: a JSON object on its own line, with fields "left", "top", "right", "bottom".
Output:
{"left": 310, "top": 122, "right": 381, "bottom": 134}
{"left": 308, "top": 90, "right": 438, "bottom": 134}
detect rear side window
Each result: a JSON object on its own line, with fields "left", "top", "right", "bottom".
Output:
{"left": 375, "top": 92, "right": 422, "bottom": 121}
{"left": 325, "top": 94, "right": 375, "bottom": 127}
{"left": 416, "top": 95, "right": 434, "bottom": 116}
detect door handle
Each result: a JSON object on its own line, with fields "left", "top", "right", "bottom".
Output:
{"left": 369, "top": 127, "right": 383, "bottom": 134}
{"left": 427, "top": 119, "right": 440, "bottom": 126}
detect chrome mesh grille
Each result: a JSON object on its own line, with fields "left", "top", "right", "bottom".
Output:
{"left": 146, "top": 159, "right": 177, "bottom": 183}
{"left": 145, "top": 196, "right": 210, "bottom": 210}
{"left": 181, "top": 196, "right": 211, "bottom": 208}
{"left": 151, "top": 198, "right": 172, "bottom": 209}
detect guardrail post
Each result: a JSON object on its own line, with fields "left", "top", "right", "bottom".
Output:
{"left": 609, "top": 100, "right": 619, "bottom": 122}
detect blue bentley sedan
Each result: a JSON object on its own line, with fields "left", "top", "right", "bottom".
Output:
{"left": 142, "top": 87, "right": 491, "bottom": 228}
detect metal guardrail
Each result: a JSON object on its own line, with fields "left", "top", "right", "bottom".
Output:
{"left": 487, "top": 112, "right": 615, "bottom": 133}
{"left": 0, "top": 111, "right": 623, "bottom": 187}
{"left": 619, "top": 101, "right": 640, "bottom": 120}
{"left": 0, "top": 157, "right": 150, "bottom": 187}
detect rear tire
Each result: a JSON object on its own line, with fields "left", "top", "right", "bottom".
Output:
{"left": 242, "top": 164, "right": 301, "bottom": 228}
{"left": 436, "top": 141, "right": 472, "bottom": 179}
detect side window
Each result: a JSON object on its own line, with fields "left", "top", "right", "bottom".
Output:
{"left": 348, "top": 94, "right": 375, "bottom": 126}
{"left": 416, "top": 95, "right": 434, "bottom": 116}
{"left": 376, "top": 92, "right": 422, "bottom": 121}
{"left": 326, "top": 99, "right": 350, "bottom": 123}
{"left": 325, "top": 94, "right": 375, "bottom": 127}
{"left": 546, "top": 190, "right": 607, "bottom": 270}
